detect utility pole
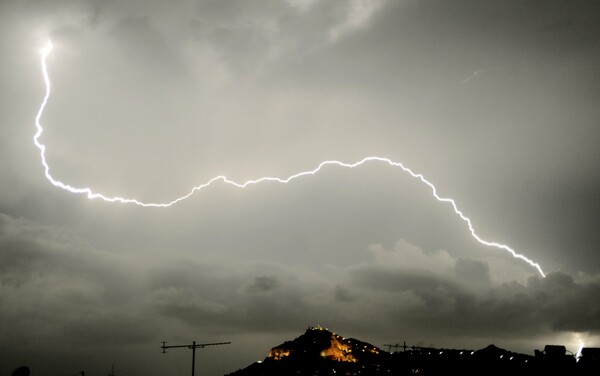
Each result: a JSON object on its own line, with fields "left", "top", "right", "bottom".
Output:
{"left": 161, "top": 340, "right": 230, "bottom": 376}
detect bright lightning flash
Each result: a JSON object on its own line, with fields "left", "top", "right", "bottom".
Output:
{"left": 576, "top": 337, "right": 584, "bottom": 361}
{"left": 34, "top": 40, "right": 546, "bottom": 278}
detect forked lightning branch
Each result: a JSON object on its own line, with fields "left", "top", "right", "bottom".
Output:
{"left": 34, "top": 41, "right": 546, "bottom": 278}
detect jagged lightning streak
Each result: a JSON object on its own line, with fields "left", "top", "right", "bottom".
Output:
{"left": 34, "top": 40, "right": 546, "bottom": 277}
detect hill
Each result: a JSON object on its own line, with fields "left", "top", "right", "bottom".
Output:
{"left": 226, "top": 326, "right": 599, "bottom": 376}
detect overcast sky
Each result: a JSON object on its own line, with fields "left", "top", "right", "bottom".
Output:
{"left": 1, "top": 1, "right": 600, "bottom": 375}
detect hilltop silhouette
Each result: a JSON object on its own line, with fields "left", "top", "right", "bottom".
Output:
{"left": 226, "top": 326, "right": 599, "bottom": 376}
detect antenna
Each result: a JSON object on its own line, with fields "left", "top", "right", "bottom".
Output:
{"left": 161, "top": 340, "right": 231, "bottom": 376}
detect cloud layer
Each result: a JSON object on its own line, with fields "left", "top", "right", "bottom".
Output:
{"left": 1, "top": 1, "right": 600, "bottom": 375}
{"left": 1, "top": 213, "right": 599, "bottom": 374}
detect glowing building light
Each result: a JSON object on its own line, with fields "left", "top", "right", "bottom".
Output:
{"left": 34, "top": 40, "right": 546, "bottom": 277}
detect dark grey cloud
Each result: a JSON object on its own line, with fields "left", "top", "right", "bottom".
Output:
{"left": 0, "top": 214, "right": 151, "bottom": 345}
{"left": 247, "top": 275, "right": 280, "bottom": 293}
{"left": 349, "top": 242, "right": 593, "bottom": 342}
{"left": 334, "top": 284, "right": 354, "bottom": 302}
{"left": 1, "top": 210, "right": 599, "bottom": 374}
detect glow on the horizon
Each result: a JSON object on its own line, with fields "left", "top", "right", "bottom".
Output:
{"left": 34, "top": 40, "right": 546, "bottom": 278}
{"left": 576, "top": 337, "right": 584, "bottom": 361}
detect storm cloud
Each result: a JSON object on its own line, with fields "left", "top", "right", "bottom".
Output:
{"left": 1, "top": 1, "right": 600, "bottom": 375}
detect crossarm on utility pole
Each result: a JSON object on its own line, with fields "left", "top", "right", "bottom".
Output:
{"left": 161, "top": 340, "right": 231, "bottom": 376}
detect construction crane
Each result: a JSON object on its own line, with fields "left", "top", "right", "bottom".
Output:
{"left": 384, "top": 342, "right": 408, "bottom": 353}
{"left": 161, "top": 340, "right": 230, "bottom": 376}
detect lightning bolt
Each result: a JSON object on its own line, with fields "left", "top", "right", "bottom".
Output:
{"left": 34, "top": 40, "right": 546, "bottom": 278}
{"left": 576, "top": 337, "right": 584, "bottom": 361}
